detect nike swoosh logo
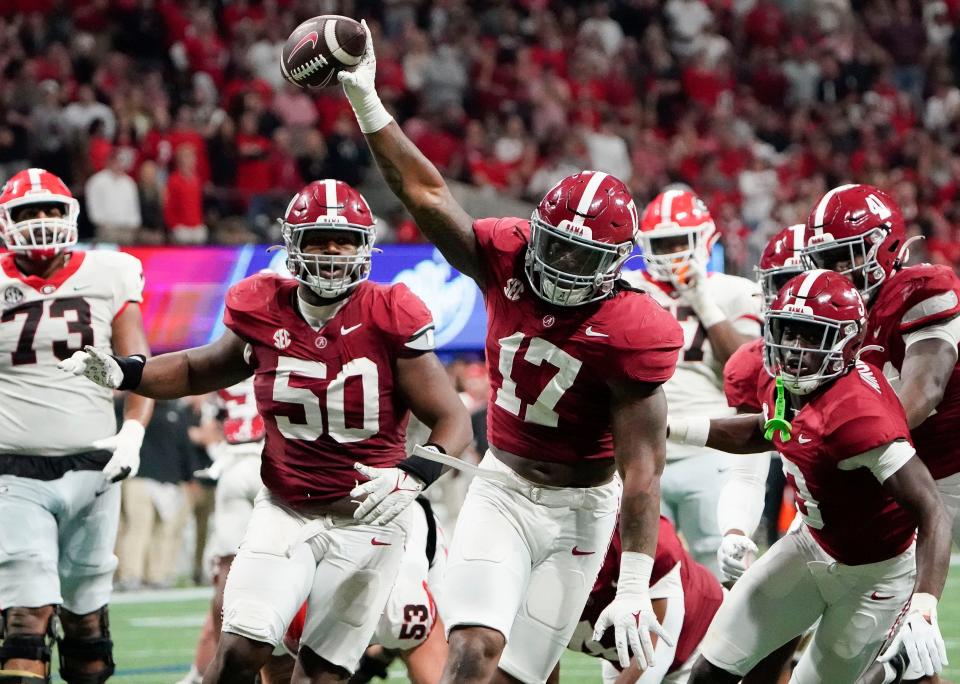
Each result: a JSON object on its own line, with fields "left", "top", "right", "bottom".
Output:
{"left": 572, "top": 546, "right": 595, "bottom": 556}
{"left": 871, "top": 591, "right": 895, "bottom": 600}
{"left": 584, "top": 327, "right": 608, "bottom": 338}
{"left": 340, "top": 323, "right": 362, "bottom": 336}
{"left": 371, "top": 538, "right": 392, "bottom": 546}
{"left": 289, "top": 31, "right": 319, "bottom": 61}
{"left": 798, "top": 435, "right": 812, "bottom": 444}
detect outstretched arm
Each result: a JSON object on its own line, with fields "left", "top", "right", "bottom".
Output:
{"left": 669, "top": 413, "right": 769, "bottom": 454}
{"left": 338, "top": 22, "right": 482, "bottom": 283}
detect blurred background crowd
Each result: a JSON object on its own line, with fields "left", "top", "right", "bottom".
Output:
{"left": 3, "top": 0, "right": 960, "bottom": 274}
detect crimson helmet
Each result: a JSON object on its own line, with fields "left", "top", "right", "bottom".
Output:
{"left": 0, "top": 168, "right": 79, "bottom": 260}
{"left": 757, "top": 224, "right": 808, "bottom": 305}
{"left": 526, "top": 170, "right": 639, "bottom": 306}
{"left": 764, "top": 269, "right": 867, "bottom": 395}
{"left": 637, "top": 188, "right": 718, "bottom": 283}
{"left": 280, "top": 179, "right": 376, "bottom": 298}
{"left": 802, "top": 184, "right": 905, "bottom": 302}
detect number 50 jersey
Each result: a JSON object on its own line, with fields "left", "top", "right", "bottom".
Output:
{"left": 474, "top": 218, "right": 683, "bottom": 465}
{"left": 0, "top": 250, "right": 144, "bottom": 455}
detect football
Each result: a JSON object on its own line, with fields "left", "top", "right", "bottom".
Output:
{"left": 280, "top": 15, "right": 367, "bottom": 89}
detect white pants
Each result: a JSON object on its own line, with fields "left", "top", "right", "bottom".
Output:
{"left": 222, "top": 489, "right": 410, "bottom": 673}
{"left": 208, "top": 453, "right": 262, "bottom": 559}
{"left": 442, "top": 453, "right": 621, "bottom": 684}
{"left": 661, "top": 452, "right": 730, "bottom": 578}
{"left": 0, "top": 470, "right": 119, "bottom": 615}
{"left": 700, "top": 524, "right": 916, "bottom": 683}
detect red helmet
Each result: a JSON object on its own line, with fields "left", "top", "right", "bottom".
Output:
{"left": 0, "top": 168, "right": 80, "bottom": 260}
{"left": 280, "top": 179, "right": 376, "bottom": 298}
{"left": 802, "top": 184, "right": 906, "bottom": 302}
{"left": 764, "top": 269, "right": 867, "bottom": 395}
{"left": 526, "top": 170, "right": 638, "bottom": 306}
{"left": 757, "top": 224, "right": 808, "bottom": 305}
{"left": 637, "top": 188, "right": 718, "bottom": 283}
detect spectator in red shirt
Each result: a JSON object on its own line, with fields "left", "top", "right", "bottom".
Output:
{"left": 164, "top": 145, "right": 207, "bottom": 244}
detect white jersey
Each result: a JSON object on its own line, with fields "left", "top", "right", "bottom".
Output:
{"left": 212, "top": 378, "right": 265, "bottom": 459}
{"left": 624, "top": 270, "right": 761, "bottom": 460}
{"left": 0, "top": 250, "right": 144, "bottom": 455}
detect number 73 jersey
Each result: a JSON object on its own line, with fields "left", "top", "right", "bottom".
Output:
{"left": 0, "top": 250, "right": 145, "bottom": 455}
{"left": 474, "top": 218, "right": 683, "bottom": 464}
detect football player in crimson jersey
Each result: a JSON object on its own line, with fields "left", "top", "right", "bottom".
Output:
{"left": 0, "top": 168, "right": 153, "bottom": 684}
{"left": 669, "top": 270, "right": 951, "bottom": 684}
{"left": 802, "top": 184, "right": 960, "bottom": 681}
{"left": 60, "top": 179, "right": 472, "bottom": 683}
{"left": 624, "top": 190, "right": 763, "bottom": 579}
{"left": 559, "top": 517, "right": 723, "bottom": 684}
{"left": 339, "top": 24, "right": 683, "bottom": 683}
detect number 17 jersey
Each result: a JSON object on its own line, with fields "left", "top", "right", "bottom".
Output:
{"left": 474, "top": 218, "right": 683, "bottom": 465}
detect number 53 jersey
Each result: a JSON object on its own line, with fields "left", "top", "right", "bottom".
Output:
{"left": 474, "top": 218, "right": 683, "bottom": 464}
{"left": 623, "top": 270, "right": 761, "bottom": 460}
{"left": 0, "top": 250, "right": 144, "bottom": 455}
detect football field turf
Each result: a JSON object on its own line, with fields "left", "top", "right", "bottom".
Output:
{"left": 91, "top": 562, "right": 960, "bottom": 683}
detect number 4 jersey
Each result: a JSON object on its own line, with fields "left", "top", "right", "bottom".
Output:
{"left": 474, "top": 218, "right": 683, "bottom": 464}
{"left": 223, "top": 273, "right": 435, "bottom": 507}
{"left": 0, "top": 250, "right": 144, "bottom": 455}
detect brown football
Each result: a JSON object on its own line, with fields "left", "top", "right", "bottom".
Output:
{"left": 280, "top": 15, "right": 366, "bottom": 89}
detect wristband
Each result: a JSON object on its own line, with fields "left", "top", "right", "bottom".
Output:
{"left": 397, "top": 443, "right": 446, "bottom": 487}
{"left": 348, "top": 89, "right": 393, "bottom": 135}
{"left": 117, "top": 354, "right": 146, "bottom": 391}
{"left": 692, "top": 297, "right": 727, "bottom": 329}
{"left": 667, "top": 416, "right": 710, "bottom": 448}
{"left": 617, "top": 551, "right": 655, "bottom": 594}
{"left": 912, "top": 592, "right": 938, "bottom": 619}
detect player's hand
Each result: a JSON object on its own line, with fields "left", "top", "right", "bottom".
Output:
{"left": 592, "top": 591, "right": 673, "bottom": 671}
{"left": 717, "top": 533, "right": 757, "bottom": 582}
{"left": 878, "top": 593, "right": 947, "bottom": 677}
{"left": 337, "top": 20, "right": 392, "bottom": 134}
{"left": 350, "top": 463, "right": 423, "bottom": 526}
{"left": 671, "top": 259, "right": 725, "bottom": 329}
{"left": 93, "top": 419, "right": 146, "bottom": 488}
{"left": 58, "top": 345, "right": 145, "bottom": 390}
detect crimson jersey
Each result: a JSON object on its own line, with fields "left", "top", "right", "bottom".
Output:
{"left": 474, "top": 218, "right": 683, "bottom": 463}
{"left": 723, "top": 337, "right": 765, "bottom": 413}
{"left": 759, "top": 362, "right": 916, "bottom": 564}
{"left": 223, "top": 274, "right": 434, "bottom": 507}
{"left": 572, "top": 517, "right": 723, "bottom": 672}
{"left": 860, "top": 264, "right": 960, "bottom": 479}
{"left": 216, "top": 379, "right": 265, "bottom": 445}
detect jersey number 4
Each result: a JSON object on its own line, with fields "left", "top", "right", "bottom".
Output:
{"left": 1, "top": 297, "right": 93, "bottom": 365}
{"left": 495, "top": 332, "right": 582, "bottom": 427}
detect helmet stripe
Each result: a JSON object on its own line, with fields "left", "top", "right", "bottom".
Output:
{"left": 789, "top": 224, "right": 805, "bottom": 252}
{"left": 323, "top": 179, "right": 338, "bottom": 217}
{"left": 571, "top": 171, "right": 608, "bottom": 226}
{"left": 27, "top": 168, "right": 43, "bottom": 193}
{"left": 812, "top": 184, "right": 856, "bottom": 231}
{"left": 795, "top": 269, "right": 828, "bottom": 298}
{"left": 659, "top": 189, "right": 683, "bottom": 222}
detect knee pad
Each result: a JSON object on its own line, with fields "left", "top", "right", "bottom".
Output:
{"left": 57, "top": 607, "right": 114, "bottom": 684}
{"left": 0, "top": 607, "right": 56, "bottom": 681}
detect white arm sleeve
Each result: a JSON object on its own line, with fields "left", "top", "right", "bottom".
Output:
{"left": 717, "top": 451, "right": 770, "bottom": 535}
{"left": 837, "top": 440, "right": 915, "bottom": 483}
{"left": 902, "top": 312, "right": 960, "bottom": 355}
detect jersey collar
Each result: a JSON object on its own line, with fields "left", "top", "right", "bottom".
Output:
{"left": 1, "top": 251, "right": 86, "bottom": 293}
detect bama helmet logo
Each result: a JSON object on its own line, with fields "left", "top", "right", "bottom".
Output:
{"left": 392, "top": 249, "right": 478, "bottom": 348}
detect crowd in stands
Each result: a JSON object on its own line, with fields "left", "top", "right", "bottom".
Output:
{"left": 2, "top": 0, "right": 960, "bottom": 275}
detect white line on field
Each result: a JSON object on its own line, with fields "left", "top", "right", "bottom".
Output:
{"left": 111, "top": 587, "right": 214, "bottom": 604}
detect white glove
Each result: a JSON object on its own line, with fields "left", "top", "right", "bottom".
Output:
{"left": 592, "top": 552, "right": 674, "bottom": 671}
{"left": 350, "top": 463, "right": 423, "bottom": 526}
{"left": 878, "top": 593, "right": 947, "bottom": 677}
{"left": 58, "top": 346, "right": 124, "bottom": 389}
{"left": 337, "top": 20, "right": 393, "bottom": 134}
{"left": 672, "top": 259, "right": 725, "bottom": 329}
{"left": 717, "top": 533, "right": 758, "bottom": 582}
{"left": 94, "top": 419, "right": 146, "bottom": 487}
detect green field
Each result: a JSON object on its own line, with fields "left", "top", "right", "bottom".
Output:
{"left": 95, "top": 564, "right": 960, "bottom": 683}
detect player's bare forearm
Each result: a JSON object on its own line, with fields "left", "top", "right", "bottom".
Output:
{"left": 897, "top": 338, "right": 957, "bottom": 429}
{"left": 112, "top": 303, "right": 154, "bottom": 424}
{"left": 706, "top": 414, "right": 769, "bottom": 453}
{"left": 365, "top": 121, "right": 482, "bottom": 283}
{"left": 397, "top": 352, "right": 472, "bottom": 457}
{"left": 138, "top": 330, "right": 251, "bottom": 399}
{"left": 885, "top": 456, "right": 951, "bottom": 598}
{"left": 612, "top": 380, "right": 667, "bottom": 555}
{"left": 705, "top": 320, "right": 756, "bottom": 367}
